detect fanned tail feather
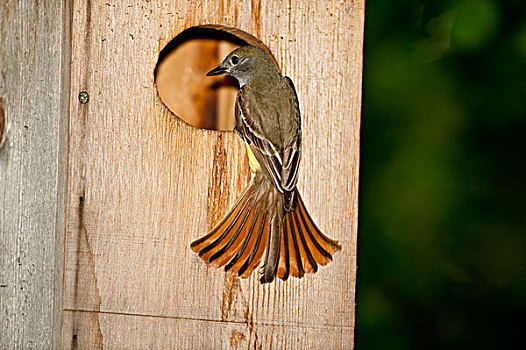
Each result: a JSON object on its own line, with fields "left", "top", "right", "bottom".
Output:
{"left": 191, "top": 174, "right": 341, "bottom": 283}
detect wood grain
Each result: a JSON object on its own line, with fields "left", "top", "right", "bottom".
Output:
{"left": 63, "top": 310, "right": 353, "bottom": 349}
{"left": 64, "top": 0, "right": 363, "bottom": 348}
{"left": 0, "top": 0, "right": 71, "bottom": 348}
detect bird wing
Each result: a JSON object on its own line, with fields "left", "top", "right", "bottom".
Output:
{"left": 280, "top": 77, "right": 302, "bottom": 192}
{"left": 235, "top": 78, "right": 301, "bottom": 193}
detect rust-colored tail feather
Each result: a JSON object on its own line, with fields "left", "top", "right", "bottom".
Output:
{"left": 191, "top": 174, "right": 341, "bottom": 283}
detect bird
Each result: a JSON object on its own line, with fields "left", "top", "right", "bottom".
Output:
{"left": 190, "top": 45, "right": 341, "bottom": 284}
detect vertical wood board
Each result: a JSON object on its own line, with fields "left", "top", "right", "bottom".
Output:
{"left": 0, "top": 0, "right": 71, "bottom": 348}
{"left": 64, "top": 0, "right": 363, "bottom": 348}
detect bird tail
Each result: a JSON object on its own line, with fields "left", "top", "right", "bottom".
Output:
{"left": 190, "top": 173, "right": 341, "bottom": 284}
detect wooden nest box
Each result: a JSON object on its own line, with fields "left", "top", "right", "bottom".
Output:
{"left": 0, "top": 1, "right": 364, "bottom": 348}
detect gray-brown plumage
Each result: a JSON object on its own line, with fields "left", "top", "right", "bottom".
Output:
{"left": 191, "top": 46, "right": 341, "bottom": 283}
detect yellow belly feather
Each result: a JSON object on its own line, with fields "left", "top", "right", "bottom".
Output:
{"left": 244, "top": 141, "right": 261, "bottom": 173}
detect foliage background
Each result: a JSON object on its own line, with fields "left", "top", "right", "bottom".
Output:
{"left": 357, "top": 0, "right": 526, "bottom": 348}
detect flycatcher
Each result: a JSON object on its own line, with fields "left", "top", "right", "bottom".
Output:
{"left": 191, "top": 46, "right": 341, "bottom": 283}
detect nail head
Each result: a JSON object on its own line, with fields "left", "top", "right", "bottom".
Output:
{"left": 78, "top": 91, "right": 89, "bottom": 104}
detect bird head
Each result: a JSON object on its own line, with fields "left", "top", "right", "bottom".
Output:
{"left": 206, "top": 46, "right": 278, "bottom": 86}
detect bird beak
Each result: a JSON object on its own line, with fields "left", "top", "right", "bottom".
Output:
{"left": 206, "top": 65, "right": 227, "bottom": 76}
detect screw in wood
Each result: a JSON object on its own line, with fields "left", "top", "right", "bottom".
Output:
{"left": 78, "top": 91, "right": 89, "bottom": 104}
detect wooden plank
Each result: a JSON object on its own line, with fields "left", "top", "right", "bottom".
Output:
{"left": 64, "top": 0, "right": 363, "bottom": 348}
{"left": 0, "top": 0, "right": 71, "bottom": 348}
{"left": 63, "top": 310, "right": 353, "bottom": 349}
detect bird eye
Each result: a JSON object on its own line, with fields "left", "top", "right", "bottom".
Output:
{"left": 231, "top": 55, "right": 239, "bottom": 65}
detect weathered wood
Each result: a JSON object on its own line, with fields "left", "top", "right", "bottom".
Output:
{"left": 63, "top": 310, "right": 353, "bottom": 349}
{"left": 0, "top": 0, "right": 71, "bottom": 348}
{"left": 64, "top": 0, "right": 363, "bottom": 348}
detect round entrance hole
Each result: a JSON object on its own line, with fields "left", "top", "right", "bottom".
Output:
{"left": 155, "top": 25, "right": 279, "bottom": 131}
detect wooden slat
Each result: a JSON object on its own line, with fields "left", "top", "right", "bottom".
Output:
{"left": 63, "top": 310, "right": 353, "bottom": 349}
{"left": 64, "top": 0, "right": 363, "bottom": 348}
{"left": 0, "top": 0, "right": 71, "bottom": 348}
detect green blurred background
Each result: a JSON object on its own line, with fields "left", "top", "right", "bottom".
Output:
{"left": 357, "top": 0, "right": 526, "bottom": 348}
